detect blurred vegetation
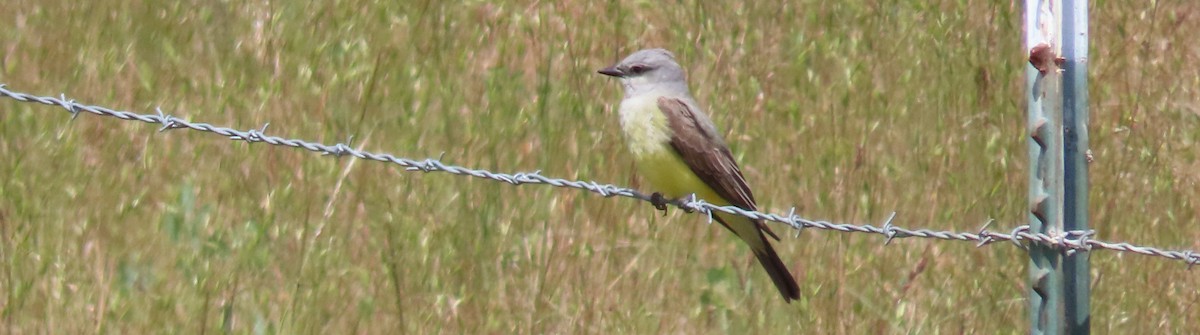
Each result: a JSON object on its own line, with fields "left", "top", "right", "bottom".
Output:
{"left": 1, "top": 0, "right": 1197, "bottom": 333}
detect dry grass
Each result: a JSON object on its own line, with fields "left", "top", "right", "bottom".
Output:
{"left": 1, "top": 0, "right": 1197, "bottom": 333}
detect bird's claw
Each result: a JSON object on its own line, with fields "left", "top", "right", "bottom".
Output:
{"left": 650, "top": 192, "right": 669, "bottom": 215}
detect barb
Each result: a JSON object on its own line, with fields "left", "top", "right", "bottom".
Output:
{"left": 2, "top": 84, "right": 1198, "bottom": 268}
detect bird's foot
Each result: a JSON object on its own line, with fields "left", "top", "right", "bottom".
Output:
{"left": 649, "top": 192, "right": 669, "bottom": 215}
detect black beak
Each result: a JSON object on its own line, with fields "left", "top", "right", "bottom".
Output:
{"left": 597, "top": 65, "right": 623, "bottom": 77}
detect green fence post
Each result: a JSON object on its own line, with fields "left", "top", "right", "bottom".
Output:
{"left": 1061, "top": 0, "right": 1091, "bottom": 333}
{"left": 1026, "top": 0, "right": 1090, "bottom": 333}
{"left": 1026, "top": 0, "right": 1063, "bottom": 333}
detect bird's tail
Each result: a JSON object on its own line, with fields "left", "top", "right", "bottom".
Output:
{"left": 713, "top": 212, "right": 801, "bottom": 302}
{"left": 751, "top": 237, "right": 802, "bottom": 302}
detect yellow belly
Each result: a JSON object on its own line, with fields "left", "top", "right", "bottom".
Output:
{"left": 634, "top": 149, "right": 729, "bottom": 206}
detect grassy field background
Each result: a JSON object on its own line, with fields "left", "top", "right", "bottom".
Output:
{"left": 2, "top": 0, "right": 1198, "bottom": 333}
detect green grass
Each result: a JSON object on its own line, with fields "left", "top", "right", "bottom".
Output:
{"left": 2, "top": 0, "right": 1198, "bottom": 333}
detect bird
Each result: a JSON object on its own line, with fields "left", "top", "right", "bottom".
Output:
{"left": 598, "top": 48, "right": 800, "bottom": 302}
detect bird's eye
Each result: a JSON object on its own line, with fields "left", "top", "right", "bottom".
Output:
{"left": 629, "top": 65, "right": 649, "bottom": 74}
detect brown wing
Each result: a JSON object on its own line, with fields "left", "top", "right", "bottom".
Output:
{"left": 658, "top": 97, "right": 781, "bottom": 241}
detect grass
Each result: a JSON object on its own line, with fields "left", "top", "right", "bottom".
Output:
{"left": 1, "top": 0, "right": 1198, "bottom": 333}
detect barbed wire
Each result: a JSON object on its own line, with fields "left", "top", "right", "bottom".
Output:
{"left": 2, "top": 83, "right": 1197, "bottom": 268}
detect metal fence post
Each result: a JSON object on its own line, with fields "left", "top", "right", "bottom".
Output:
{"left": 1061, "top": 0, "right": 1091, "bottom": 332}
{"left": 1026, "top": 0, "right": 1089, "bottom": 333}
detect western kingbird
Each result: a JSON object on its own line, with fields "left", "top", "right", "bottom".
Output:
{"left": 598, "top": 48, "right": 801, "bottom": 302}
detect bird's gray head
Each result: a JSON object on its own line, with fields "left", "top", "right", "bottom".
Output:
{"left": 598, "top": 48, "right": 687, "bottom": 94}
